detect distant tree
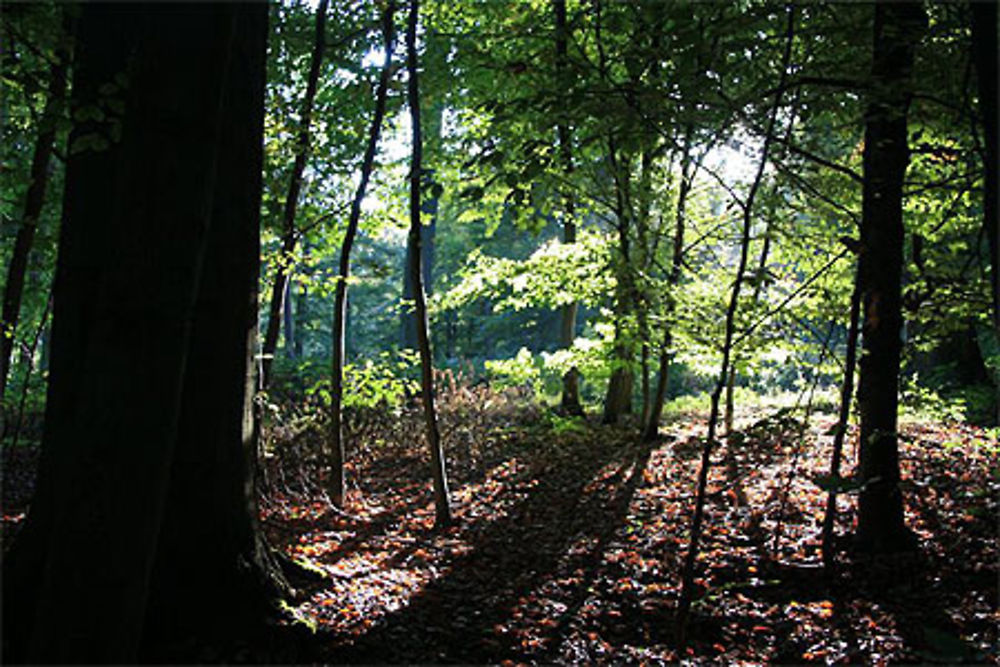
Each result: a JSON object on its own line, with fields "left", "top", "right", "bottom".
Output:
{"left": 821, "top": 256, "right": 862, "bottom": 569}
{"left": 552, "top": 0, "right": 583, "bottom": 416}
{"left": 854, "top": 1, "right": 925, "bottom": 553}
{"left": 2, "top": 4, "right": 286, "bottom": 661}
{"left": 644, "top": 129, "right": 695, "bottom": 441}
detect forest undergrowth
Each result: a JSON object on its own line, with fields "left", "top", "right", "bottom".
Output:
{"left": 3, "top": 380, "right": 997, "bottom": 664}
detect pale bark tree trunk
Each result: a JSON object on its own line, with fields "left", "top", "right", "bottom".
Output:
{"left": 295, "top": 242, "right": 310, "bottom": 358}
{"left": 406, "top": 0, "right": 452, "bottom": 528}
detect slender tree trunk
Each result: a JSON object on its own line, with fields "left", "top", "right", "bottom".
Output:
{"left": 970, "top": 1, "right": 998, "bottom": 333}
{"left": 3, "top": 5, "right": 280, "bottom": 662}
{"left": 677, "top": 7, "right": 795, "bottom": 649}
{"left": 401, "top": 28, "right": 445, "bottom": 351}
{"left": 407, "top": 0, "right": 452, "bottom": 528}
{"left": 329, "top": 1, "right": 396, "bottom": 509}
{"left": 821, "top": 263, "right": 862, "bottom": 569}
{"left": 644, "top": 132, "right": 694, "bottom": 442}
{"left": 725, "top": 217, "right": 775, "bottom": 433}
{"left": 635, "top": 155, "right": 653, "bottom": 428}
{"left": 283, "top": 276, "right": 295, "bottom": 359}
{"left": 295, "top": 243, "right": 309, "bottom": 359}
{"left": 260, "top": 0, "right": 329, "bottom": 389}
{"left": 554, "top": 0, "right": 583, "bottom": 416}
{"left": 854, "top": 1, "right": 925, "bottom": 554}
{"left": 8, "top": 295, "right": 51, "bottom": 447}
{"left": 1, "top": 17, "right": 70, "bottom": 401}
{"left": 640, "top": 343, "right": 650, "bottom": 426}
{"left": 723, "top": 367, "right": 736, "bottom": 434}
{"left": 603, "top": 146, "right": 636, "bottom": 425}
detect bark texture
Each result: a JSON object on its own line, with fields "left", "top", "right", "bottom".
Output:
{"left": 854, "top": 1, "right": 925, "bottom": 554}
{"left": 2, "top": 5, "right": 282, "bottom": 662}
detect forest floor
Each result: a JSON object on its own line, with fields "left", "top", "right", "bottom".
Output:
{"left": 3, "top": 385, "right": 997, "bottom": 664}
{"left": 253, "top": 384, "right": 998, "bottom": 665}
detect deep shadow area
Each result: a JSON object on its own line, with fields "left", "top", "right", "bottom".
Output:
{"left": 331, "top": 424, "right": 654, "bottom": 663}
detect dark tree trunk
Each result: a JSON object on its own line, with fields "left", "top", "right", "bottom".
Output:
{"left": 602, "top": 359, "right": 634, "bottom": 424}
{"left": 725, "top": 216, "right": 774, "bottom": 433}
{"left": 401, "top": 28, "right": 445, "bottom": 351}
{"left": 970, "top": 0, "right": 998, "bottom": 333}
{"left": 602, "top": 145, "right": 636, "bottom": 425}
{"left": 283, "top": 275, "right": 296, "bottom": 359}
{"left": 854, "top": 1, "right": 925, "bottom": 554}
{"left": 723, "top": 366, "right": 736, "bottom": 434}
{"left": 329, "top": 1, "right": 396, "bottom": 509}
{"left": 401, "top": 222, "right": 435, "bottom": 349}
{"left": 0, "top": 15, "right": 70, "bottom": 401}
{"left": 8, "top": 294, "right": 51, "bottom": 448}
{"left": 644, "top": 133, "right": 694, "bottom": 442}
{"left": 636, "top": 151, "right": 655, "bottom": 428}
{"left": 260, "top": 0, "right": 328, "bottom": 389}
{"left": 2, "top": 4, "right": 282, "bottom": 662}
{"left": 554, "top": 0, "right": 583, "bottom": 416}
{"left": 144, "top": 5, "right": 285, "bottom": 651}
{"left": 406, "top": 0, "right": 452, "bottom": 528}
{"left": 602, "top": 254, "right": 635, "bottom": 424}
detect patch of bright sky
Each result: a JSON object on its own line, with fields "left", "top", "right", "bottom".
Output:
{"left": 706, "top": 130, "right": 763, "bottom": 187}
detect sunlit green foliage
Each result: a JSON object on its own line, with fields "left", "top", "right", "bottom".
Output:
{"left": 2, "top": 0, "right": 994, "bottom": 428}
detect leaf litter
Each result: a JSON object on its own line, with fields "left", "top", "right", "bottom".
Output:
{"left": 3, "top": 384, "right": 997, "bottom": 663}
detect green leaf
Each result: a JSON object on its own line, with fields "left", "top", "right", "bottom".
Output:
{"left": 70, "top": 133, "right": 110, "bottom": 155}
